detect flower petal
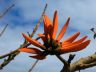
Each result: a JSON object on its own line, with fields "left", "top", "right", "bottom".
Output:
{"left": 61, "top": 42, "right": 71, "bottom": 47}
{"left": 51, "top": 10, "right": 58, "bottom": 39}
{"left": 29, "top": 54, "right": 46, "bottom": 60}
{"left": 19, "top": 48, "right": 42, "bottom": 54}
{"left": 59, "top": 40, "right": 90, "bottom": 54}
{"left": 38, "top": 34, "right": 45, "bottom": 37}
{"left": 62, "top": 35, "right": 87, "bottom": 47}
{"left": 43, "top": 15, "right": 52, "bottom": 39}
{"left": 56, "top": 17, "right": 70, "bottom": 42}
{"left": 22, "top": 33, "right": 46, "bottom": 49}
{"left": 38, "top": 34, "right": 46, "bottom": 42}
{"left": 62, "top": 32, "right": 80, "bottom": 44}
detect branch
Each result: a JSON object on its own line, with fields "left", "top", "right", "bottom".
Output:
{"left": 28, "top": 3, "right": 47, "bottom": 72}
{"left": 0, "top": 3, "right": 47, "bottom": 69}
{"left": 61, "top": 53, "right": 96, "bottom": 72}
{"left": 56, "top": 55, "right": 68, "bottom": 65}
{"left": 67, "top": 54, "right": 75, "bottom": 65}
{"left": 0, "top": 24, "right": 8, "bottom": 37}
{"left": 30, "top": 3, "right": 47, "bottom": 38}
{"left": 56, "top": 54, "right": 75, "bottom": 72}
{"left": 0, "top": 4, "right": 14, "bottom": 18}
{"left": 70, "top": 53, "right": 96, "bottom": 72}
{"left": 28, "top": 60, "right": 39, "bottom": 72}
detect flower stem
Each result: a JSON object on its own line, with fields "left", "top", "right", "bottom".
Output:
{"left": 56, "top": 55, "right": 68, "bottom": 65}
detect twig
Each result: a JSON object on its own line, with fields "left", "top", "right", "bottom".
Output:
{"left": 0, "top": 24, "right": 8, "bottom": 37}
{"left": 0, "top": 4, "right": 14, "bottom": 18}
{"left": 28, "top": 3, "right": 47, "bottom": 72}
{"left": 68, "top": 54, "right": 75, "bottom": 65}
{"left": 0, "top": 36, "right": 41, "bottom": 69}
{"left": 30, "top": 3, "right": 47, "bottom": 38}
{"left": 56, "top": 55, "right": 70, "bottom": 72}
{"left": 0, "top": 3, "right": 47, "bottom": 70}
{"left": 28, "top": 60, "right": 39, "bottom": 72}
{"left": 56, "top": 54, "right": 75, "bottom": 72}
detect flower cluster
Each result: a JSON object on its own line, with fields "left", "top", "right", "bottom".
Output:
{"left": 19, "top": 11, "right": 90, "bottom": 60}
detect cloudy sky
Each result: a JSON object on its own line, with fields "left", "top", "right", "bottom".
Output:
{"left": 0, "top": 0, "right": 96, "bottom": 72}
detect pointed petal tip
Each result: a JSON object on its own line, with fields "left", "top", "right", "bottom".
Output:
{"left": 62, "top": 32, "right": 81, "bottom": 43}
{"left": 80, "top": 39, "right": 91, "bottom": 49}
{"left": 66, "top": 17, "right": 70, "bottom": 24}
{"left": 38, "top": 33, "right": 44, "bottom": 37}
{"left": 22, "top": 33, "right": 46, "bottom": 49}
{"left": 56, "top": 17, "right": 71, "bottom": 41}
{"left": 87, "top": 40, "right": 91, "bottom": 44}
{"left": 83, "top": 35, "right": 88, "bottom": 39}
{"left": 55, "top": 10, "right": 58, "bottom": 14}
{"left": 51, "top": 10, "right": 58, "bottom": 39}
{"left": 22, "top": 33, "right": 24, "bottom": 36}
{"left": 29, "top": 55, "right": 46, "bottom": 60}
{"left": 22, "top": 33, "right": 25, "bottom": 35}
{"left": 77, "top": 32, "right": 80, "bottom": 34}
{"left": 22, "top": 33, "right": 27, "bottom": 38}
{"left": 75, "top": 32, "right": 80, "bottom": 37}
{"left": 68, "top": 17, "right": 70, "bottom": 21}
{"left": 60, "top": 39, "right": 91, "bottom": 54}
{"left": 62, "top": 35, "right": 88, "bottom": 48}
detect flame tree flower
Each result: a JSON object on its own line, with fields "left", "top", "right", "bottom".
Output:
{"left": 19, "top": 11, "right": 90, "bottom": 60}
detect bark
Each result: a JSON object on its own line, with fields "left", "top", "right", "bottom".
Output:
{"left": 61, "top": 53, "right": 96, "bottom": 72}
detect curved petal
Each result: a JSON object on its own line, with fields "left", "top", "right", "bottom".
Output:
{"left": 19, "top": 48, "right": 42, "bottom": 54}
{"left": 56, "top": 17, "right": 70, "bottom": 42}
{"left": 38, "top": 34, "right": 45, "bottom": 37}
{"left": 62, "top": 35, "right": 87, "bottom": 47}
{"left": 59, "top": 40, "right": 90, "bottom": 54}
{"left": 51, "top": 10, "right": 58, "bottom": 39}
{"left": 29, "top": 54, "right": 46, "bottom": 60}
{"left": 62, "top": 32, "right": 80, "bottom": 44}
{"left": 38, "top": 34, "right": 46, "bottom": 42}
{"left": 61, "top": 42, "right": 71, "bottom": 47}
{"left": 22, "top": 33, "right": 46, "bottom": 49}
{"left": 43, "top": 15, "right": 52, "bottom": 39}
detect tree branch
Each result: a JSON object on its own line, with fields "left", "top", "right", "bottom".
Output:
{"left": 61, "top": 53, "right": 96, "bottom": 72}
{"left": 70, "top": 53, "right": 96, "bottom": 72}
{"left": 28, "top": 3, "right": 47, "bottom": 72}
{"left": 56, "top": 54, "right": 75, "bottom": 72}
{"left": 28, "top": 60, "right": 39, "bottom": 72}
{"left": 0, "top": 4, "right": 14, "bottom": 18}
{"left": 0, "top": 24, "right": 8, "bottom": 37}
{"left": 56, "top": 55, "right": 68, "bottom": 65}
{"left": 0, "top": 3, "right": 47, "bottom": 70}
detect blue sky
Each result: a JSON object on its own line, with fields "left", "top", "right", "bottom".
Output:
{"left": 0, "top": 0, "right": 96, "bottom": 72}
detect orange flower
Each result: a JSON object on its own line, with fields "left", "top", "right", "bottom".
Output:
{"left": 19, "top": 11, "right": 90, "bottom": 60}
